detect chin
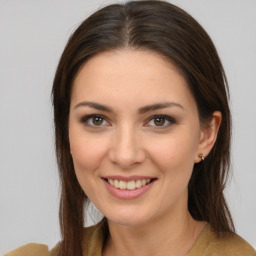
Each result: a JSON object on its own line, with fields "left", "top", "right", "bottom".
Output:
{"left": 108, "top": 216, "right": 150, "bottom": 227}
{"left": 104, "top": 207, "right": 155, "bottom": 227}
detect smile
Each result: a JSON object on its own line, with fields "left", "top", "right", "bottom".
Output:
{"left": 102, "top": 176, "right": 157, "bottom": 200}
{"left": 107, "top": 178, "right": 152, "bottom": 190}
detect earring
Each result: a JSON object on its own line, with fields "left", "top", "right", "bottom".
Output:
{"left": 198, "top": 153, "right": 205, "bottom": 161}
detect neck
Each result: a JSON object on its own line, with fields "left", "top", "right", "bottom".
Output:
{"left": 103, "top": 211, "right": 206, "bottom": 256}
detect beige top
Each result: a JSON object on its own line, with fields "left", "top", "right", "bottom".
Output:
{"left": 5, "top": 221, "right": 256, "bottom": 256}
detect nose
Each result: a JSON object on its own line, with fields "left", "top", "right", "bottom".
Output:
{"left": 108, "top": 124, "right": 146, "bottom": 169}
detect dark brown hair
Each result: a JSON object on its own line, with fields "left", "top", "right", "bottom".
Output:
{"left": 52, "top": 1, "right": 234, "bottom": 255}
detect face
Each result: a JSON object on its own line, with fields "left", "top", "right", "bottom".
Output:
{"left": 69, "top": 49, "right": 205, "bottom": 227}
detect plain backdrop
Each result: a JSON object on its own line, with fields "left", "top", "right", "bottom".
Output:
{"left": 0, "top": 0, "right": 255, "bottom": 254}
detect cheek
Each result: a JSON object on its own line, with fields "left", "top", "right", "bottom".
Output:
{"left": 146, "top": 134, "right": 198, "bottom": 208}
{"left": 69, "top": 134, "right": 110, "bottom": 201}
{"left": 69, "top": 134, "right": 109, "bottom": 173}
{"left": 147, "top": 133, "right": 197, "bottom": 171}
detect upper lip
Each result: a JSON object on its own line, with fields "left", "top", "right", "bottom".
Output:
{"left": 102, "top": 175, "right": 157, "bottom": 182}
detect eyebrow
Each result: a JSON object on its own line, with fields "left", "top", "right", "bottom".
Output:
{"left": 138, "top": 102, "right": 184, "bottom": 114}
{"left": 74, "top": 101, "right": 184, "bottom": 113}
{"left": 74, "top": 101, "right": 113, "bottom": 112}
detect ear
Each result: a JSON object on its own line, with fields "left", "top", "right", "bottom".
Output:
{"left": 194, "top": 111, "right": 222, "bottom": 163}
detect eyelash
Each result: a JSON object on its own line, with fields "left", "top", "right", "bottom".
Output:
{"left": 146, "top": 115, "right": 176, "bottom": 128}
{"left": 80, "top": 114, "right": 176, "bottom": 129}
{"left": 80, "top": 114, "right": 110, "bottom": 128}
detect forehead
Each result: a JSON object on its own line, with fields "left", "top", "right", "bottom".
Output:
{"left": 71, "top": 49, "right": 196, "bottom": 111}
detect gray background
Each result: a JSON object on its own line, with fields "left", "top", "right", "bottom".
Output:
{"left": 0, "top": 0, "right": 255, "bottom": 254}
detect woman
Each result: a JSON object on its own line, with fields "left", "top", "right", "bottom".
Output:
{"left": 6, "top": 1, "right": 255, "bottom": 256}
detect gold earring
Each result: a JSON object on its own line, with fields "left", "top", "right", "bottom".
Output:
{"left": 198, "top": 153, "right": 205, "bottom": 161}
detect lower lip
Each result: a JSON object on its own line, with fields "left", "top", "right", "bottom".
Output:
{"left": 103, "top": 179, "right": 156, "bottom": 200}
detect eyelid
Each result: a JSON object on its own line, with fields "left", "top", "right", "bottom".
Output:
{"left": 144, "top": 115, "right": 176, "bottom": 128}
{"left": 80, "top": 114, "right": 111, "bottom": 127}
{"left": 80, "top": 114, "right": 176, "bottom": 129}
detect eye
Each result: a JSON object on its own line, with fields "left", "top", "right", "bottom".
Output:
{"left": 80, "top": 114, "right": 110, "bottom": 128}
{"left": 146, "top": 115, "right": 176, "bottom": 128}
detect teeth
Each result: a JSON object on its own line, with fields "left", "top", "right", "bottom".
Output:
{"left": 107, "top": 178, "right": 152, "bottom": 190}
{"left": 135, "top": 180, "right": 142, "bottom": 188}
{"left": 127, "top": 180, "right": 135, "bottom": 190}
{"left": 119, "top": 180, "right": 126, "bottom": 189}
{"left": 114, "top": 179, "right": 119, "bottom": 188}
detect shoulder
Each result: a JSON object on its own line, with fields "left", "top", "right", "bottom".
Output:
{"left": 188, "top": 224, "right": 256, "bottom": 256}
{"left": 5, "top": 220, "right": 107, "bottom": 256}
{"left": 5, "top": 243, "right": 60, "bottom": 256}
{"left": 208, "top": 232, "right": 256, "bottom": 256}
{"left": 4, "top": 243, "right": 51, "bottom": 256}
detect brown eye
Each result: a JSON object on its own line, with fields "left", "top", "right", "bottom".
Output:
{"left": 146, "top": 115, "right": 176, "bottom": 128}
{"left": 92, "top": 116, "right": 104, "bottom": 126}
{"left": 154, "top": 117, "right": 166, "bottom": 126}
{"left": 81, "top": 114, "right": 109, "bottom": 128}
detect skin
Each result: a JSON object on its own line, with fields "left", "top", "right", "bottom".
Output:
{"left": 69, "top": 49, "right": 221, "bottom": 256}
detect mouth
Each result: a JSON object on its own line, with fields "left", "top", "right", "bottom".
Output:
{"left": 102, "top": 177, "right": 157, "bottom": 191}
{"left": 102, "top": 176, "right": 157, "bottom": 200}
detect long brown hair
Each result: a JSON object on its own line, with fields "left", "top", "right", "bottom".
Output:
{"left": 52, "top": 1, "right": 234, "bottom": 255}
